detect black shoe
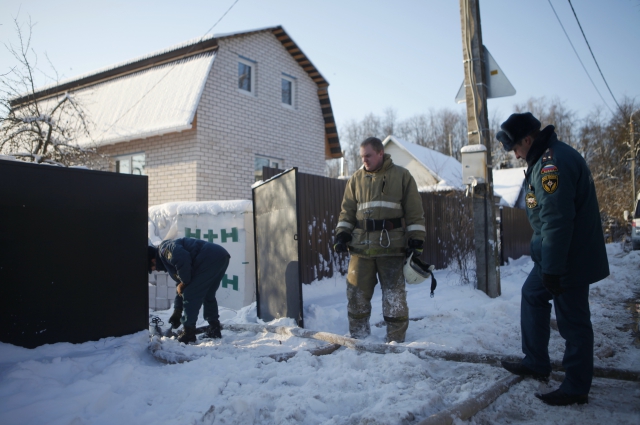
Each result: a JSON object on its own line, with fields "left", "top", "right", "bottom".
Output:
{"left": 204, "top": 320, "right": 222, "bottom": 339}
{"left": 535, "top": 388, "right": 588, "bottom": 406}
{"left": 501, "top": 361, "right": 550, "bottom": 382}
{"left": 177, "top": 325, "right": 197, "bottom": 343}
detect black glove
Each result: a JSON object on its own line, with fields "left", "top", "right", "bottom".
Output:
{"left": 333, "top": 232, "right": 352, "bottom": 253}
{"left": 168, "top": 308, "right": 183, "bottom": 329}
{"left": 542, "top": 274, "right": 564, "bottom": 296}
{"left": 406, "top": 238, "right": 424, "bottom": 258}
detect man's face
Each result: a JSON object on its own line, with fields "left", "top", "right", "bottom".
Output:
{"left": 360, "top": 145, "right": 384, "bottom": 171}
{"left": 150, "top": 258, "right": 156, "bottom": 272}
{"left": 513, "top": 136, "right": 533, "bottom": 160}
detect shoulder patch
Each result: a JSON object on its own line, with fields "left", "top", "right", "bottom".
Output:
{"left": 542, "top": 174, "right": 558, "bottom": 194}
{"left": 525, "top": 192, "right": 538, "bottom": 208}
{"left": 541, "top": 164, "right": 558, "bottom": 174}
{"left": 541, "top": 148, "right": 554, "bottom": 163}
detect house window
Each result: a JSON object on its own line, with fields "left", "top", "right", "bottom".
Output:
{"left": 115, "top": 153, "right": 146, "bottom": 175}
{"left": 281, "top": 74, "right": 295, "bottom": 107}
{"left": 254, "top": 155, "right": 283, "bottom": 181}
{"left": 238, "top": 57, "right": 255, "bottom": 94}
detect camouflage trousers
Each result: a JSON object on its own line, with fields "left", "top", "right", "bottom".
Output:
{"left": 346, "top": 255, "right": 409, "bottom": 343}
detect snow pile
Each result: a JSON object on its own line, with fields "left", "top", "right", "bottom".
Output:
{"left": 148, "top": 199, "right": 252, "bottom": 244}
{"left": 493, "top": 167, "right": 526, "bottom": 208}
{"left": 0, "top": 245, "right": 638, "bottom": 424}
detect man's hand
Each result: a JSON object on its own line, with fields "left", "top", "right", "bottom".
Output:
{"left": 176, "top": 282, "right": 186, "bottom": 295}
{"left": 542, "top": 274, "right": 564, "bottom": 296}
{"left": 168, "top": 308, "right": 183, "bottom": 329}
{"left": 406, "top": 239, "right": 424, "bottom": 258}
{"left": 333, "top": 232, "right": 352, "bottom": 253}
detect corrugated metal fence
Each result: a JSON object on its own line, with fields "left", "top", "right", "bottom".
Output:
{"left": 263, "top": 167, "right": 532, "bottom": 284}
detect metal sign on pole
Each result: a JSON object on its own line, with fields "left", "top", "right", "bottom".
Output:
{"left": 455, "top": 46, "right": 516, "bottom": 104}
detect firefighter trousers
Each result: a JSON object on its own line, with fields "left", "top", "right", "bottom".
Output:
{"left": 346, "top": 255, "right": 409, "bottom": 342}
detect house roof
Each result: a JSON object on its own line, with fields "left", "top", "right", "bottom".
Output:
{"left": 12, "top": 26, "right": 341, "bottom": 157}
{"left": 382, "top": 136, "right": 463, "bottom": 191}
{"left": 492, "top": 167, "right": 526, "bottom": 208}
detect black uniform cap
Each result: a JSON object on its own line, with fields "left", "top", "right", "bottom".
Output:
{"left": 496, "top": 112, "right": 541, "bottom": 151}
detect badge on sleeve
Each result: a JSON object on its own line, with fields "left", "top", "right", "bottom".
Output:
{"left": 541, "top": 165, "right": 558, "bottom": 174}
{"left": 542, "top": 175, "right": 559, "bottom": 194}
{"left": 526, "top": 192, "right": 538, "bottom": 208}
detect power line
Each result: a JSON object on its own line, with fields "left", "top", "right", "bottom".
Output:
{"left": 546, "top": 0, "right": 614, "bottom": 115}
{"left": 567, "top": 0, "right": 621, "bottom": 111}
{"left": 97, "top": 0, "right": 241, "bottom": 140}
{"left": 202, "top": 0, "right": 241, "bottom": 39}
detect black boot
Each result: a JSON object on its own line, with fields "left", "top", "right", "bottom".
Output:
{"left": 204, "top": 320, "right": 222, "bottom": 339}
{"left": 168, "top": 308, "right": 183, "bottom": 329}
{"left": 177, "top": 325, "right": 197, "bottom": 343}
{"left": 501, "top": 361, "right": 550, "bottom": 382}
{"left": 535, "top": 388, "right": 588, "bottom": 406}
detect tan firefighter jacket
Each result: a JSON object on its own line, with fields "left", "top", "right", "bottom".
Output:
{"left": 336, "top": 154, "right": 426, "bottom": 257}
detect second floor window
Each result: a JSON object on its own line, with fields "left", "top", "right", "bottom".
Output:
{"left": 238, "top": 58, "right": 255, "bottom": 94}
{"left": 281, "top": 75, "right": 294, "bottom": 107}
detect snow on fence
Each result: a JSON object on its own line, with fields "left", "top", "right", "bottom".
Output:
{"left": 148, "top": 200, "right": 255, "bottom": 311}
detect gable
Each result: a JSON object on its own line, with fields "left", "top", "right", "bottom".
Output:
{"left": 11, "top": 26, "right": 341, "bottom": 158}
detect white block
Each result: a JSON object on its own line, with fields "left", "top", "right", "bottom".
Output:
{"left": 148, "top": 285, "right": 157, "bottom": 299}
{"left": 156, "top": 285, "right": 168, "bottom": 299}
{"left": 156, "top": 274, "right": 168, "bottom": 288}
{"left": 148, "top": 297, "right": 156, "bottom": 310}
{"left": 155, "top": 298, "right": 171, "bottom": 310}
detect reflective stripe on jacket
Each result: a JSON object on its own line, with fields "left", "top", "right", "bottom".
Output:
{"left": 336, "top": 154, "right": 426, "bottom": 257}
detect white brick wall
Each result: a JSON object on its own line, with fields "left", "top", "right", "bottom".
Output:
{"left": 99, "top": 30, "right": 327, "bottom": 205}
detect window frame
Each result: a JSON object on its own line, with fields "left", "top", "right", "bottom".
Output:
{"left": 254, "top": 155, "right": 284, "bottom": 182}
{"left": 237, "top": 56, "right": 256, "bottom": 96}
{"left": 281, "top": 73, "right": 296, "bottom": 109}
{"left": 114, "top": 152, "right": 146, "bottom": 176}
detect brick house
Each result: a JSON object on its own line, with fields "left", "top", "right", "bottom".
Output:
{"left": 13, "top": 27, "right": 341, "bottom": 205}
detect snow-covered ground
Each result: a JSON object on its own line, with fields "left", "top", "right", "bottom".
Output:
{"left": 1, "top": 245, "right": 638, "bottom": 425}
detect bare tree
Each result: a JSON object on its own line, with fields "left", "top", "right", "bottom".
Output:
{"left": 0, "top": 17, "right": 101, "bottom": 167}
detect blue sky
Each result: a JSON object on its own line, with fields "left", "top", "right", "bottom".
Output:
{"left": 1, "top": 0, "right": 638, "bottom": 129}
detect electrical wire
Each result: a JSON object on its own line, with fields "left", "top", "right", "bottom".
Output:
{"left": 567, "top": 0, "right": 621, "bottom": 111}
{"left": 547, "top": 0, "right": 614, "bottom": 115}
{"left": 96, "top": 0, "right": 241, "bottom": 140}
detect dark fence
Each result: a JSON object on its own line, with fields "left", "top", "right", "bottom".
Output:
{"left": 263, "top": 167, "right": 531, "bottom": 284}
{"left": 0, "top": 159, "right": 148, "bottom": 348}
{"left": 500, "top": 206, "right": 533, "bottom": 263}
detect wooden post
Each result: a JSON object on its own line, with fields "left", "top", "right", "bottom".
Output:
{"left": 459, "top": 0, "right": 501, "bottom": 297}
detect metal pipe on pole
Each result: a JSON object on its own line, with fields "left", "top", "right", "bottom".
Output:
{"left": 459, "top": 0, "right": 501, "bottom": 297}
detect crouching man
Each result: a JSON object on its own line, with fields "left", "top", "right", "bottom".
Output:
{"left": 148, "top": 238, "right": 230, "bottom": 343}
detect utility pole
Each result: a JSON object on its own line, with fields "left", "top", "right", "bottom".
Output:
{"left": 631, "top": 111, "right": 638, "bottom": 209}
{"left": 459, "top": 0, "right": 501, "bottom": 297}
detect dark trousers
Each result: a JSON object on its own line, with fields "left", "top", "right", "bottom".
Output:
{"left": 180, "top": 245, "right": 230, "bottom": 327}
{"left": 521, "top": 264, "right": 594, "bottom": 394}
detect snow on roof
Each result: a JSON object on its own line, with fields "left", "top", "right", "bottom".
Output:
{"left": 36, "top": 51, "right": 216, "bottom": 147}
{"left": 23, "top": 27, "right": 277, "bottom": 97}
{"left": 383, "top": 136, "right": 463, "bottom": 191}
{"left": 492, "top": 167, "right": 526, "bottom": 207}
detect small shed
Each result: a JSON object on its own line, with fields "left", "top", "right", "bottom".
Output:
{"left": 382, "top": 136, "right": 463, "bottom": 192}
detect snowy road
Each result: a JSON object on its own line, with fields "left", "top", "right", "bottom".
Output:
{"left": 0, "top": 245, "right": 638, "bottom": 424}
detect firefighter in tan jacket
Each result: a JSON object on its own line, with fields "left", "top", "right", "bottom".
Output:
{"left": 334, "top": 137, "right": 426, "bottom": 342}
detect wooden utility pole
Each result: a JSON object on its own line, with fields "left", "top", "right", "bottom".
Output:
{"left": 631, "top": 111, "right": 637, "bottom": 209}
{"left": 459, "top": 0, "right": 501, "bottom": 297}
